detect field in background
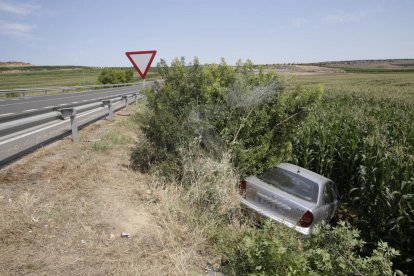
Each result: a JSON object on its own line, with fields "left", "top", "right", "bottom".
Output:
{"left": 311, "top": 59, "right": 414, "bottom": 73}
{"left": 2, "top": 59, "right": 412, "bottom": 90}
{"left": 297, "top": 72, "right": 414, "bottom": 99}
{"left": 0, "top": 66, "right": 159, "bottom": 89}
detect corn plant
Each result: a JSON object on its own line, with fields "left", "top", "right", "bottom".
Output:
{"left": 292, "top": 79, "right": 414, "bottom": 271}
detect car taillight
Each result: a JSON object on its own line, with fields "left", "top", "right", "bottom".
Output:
{"left": 239, "top": 180, "right": 247, "bottom": 198}
{"left": 298, "top": 211, "right": 314, "bottom": 228}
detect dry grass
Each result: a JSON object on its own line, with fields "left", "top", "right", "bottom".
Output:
{"left": 0, "top": 105, "right": 217, "bottom": 275}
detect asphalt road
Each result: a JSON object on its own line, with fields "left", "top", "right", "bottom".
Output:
{"left": 0, "top": 85, "right": 142, "bottom": 116}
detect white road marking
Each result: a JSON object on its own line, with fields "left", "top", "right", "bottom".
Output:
{"left": 0, "top": 113, "right": 15, "bottom": 117}
{"left": 0, "top": 120, "right": 68, "bottom": 146}
{"left": 72, "top": 101, "right": 78, "bottom": 104}
{"left": 43, "top": 106, "right": 54, "bottom": 108}
{"left": 24, "top": 109, "right": 38, "bottom": 112}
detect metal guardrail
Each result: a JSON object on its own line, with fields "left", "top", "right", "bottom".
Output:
{"left": 0, "top": 82, "right": 140, "bottom": 96}
{"left": 0, "top": 83, "right": 149, "bottom": 167}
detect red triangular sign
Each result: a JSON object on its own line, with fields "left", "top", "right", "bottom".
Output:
{"left": 125, "top": 50, "right": 157, "bottom": 79}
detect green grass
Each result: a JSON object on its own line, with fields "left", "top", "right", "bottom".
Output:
{"left": 296, "top": 72, "right": 414, "bottom": 100}
{"left": 102, "top": 131, "right": 132, "bottom": 145}
{"left": 91, "top": 131, "right": 133, "bottom": 151}
{"left": 0, "top": 68, "right": 103, "bottom": 89}
{"left": 0, "top": 66, "right": 160, "bottom": 90}
{"left": 91, "top": 141, "right": 112, "bottom": 151}
{"left": 117, "top": 116, "right": 139, "bottom": 130}
{"left": 0, "top": 65, "right": 88, "bottom": 72}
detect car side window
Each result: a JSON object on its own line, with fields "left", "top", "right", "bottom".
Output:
{"left": 323, "top": 182, "right": 335, "bottom": 205}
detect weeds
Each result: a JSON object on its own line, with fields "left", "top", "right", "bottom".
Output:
{"left": 117, "top": 117, "right": 138, "bottom": 129}
{"left": 91, "top": 140, "right": 111, "bottom": 151}
{"left": 217, "top": 220, "right": 399, "bottom": 275}
{"left": 91, "top": 131, "right": 132, "bottom": 151}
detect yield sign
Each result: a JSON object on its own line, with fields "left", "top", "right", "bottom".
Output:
{"left": 125, "top": 50, "right": 157, "bottom": 79}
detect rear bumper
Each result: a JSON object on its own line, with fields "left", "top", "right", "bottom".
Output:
{"left": 240, "top": 198, "right": 312, "bottom": 235}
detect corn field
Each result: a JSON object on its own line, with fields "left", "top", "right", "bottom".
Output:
{"left": 292, "top": 73, "right": 414, "bottom": 268}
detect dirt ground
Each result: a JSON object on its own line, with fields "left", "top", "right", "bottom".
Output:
{"left": 0, "top": 106, "right": 210, "bottom": 275}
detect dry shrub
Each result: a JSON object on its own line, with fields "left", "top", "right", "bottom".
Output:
{"left": 179, "top": 148, "right": 240, "bottom": 220}
{"left": 140, "top": 146, "right": 242, "bottom": 272}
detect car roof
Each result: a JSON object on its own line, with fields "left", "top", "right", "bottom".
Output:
{"left": 276, "top": 163, "right": 332, "bottom": 186}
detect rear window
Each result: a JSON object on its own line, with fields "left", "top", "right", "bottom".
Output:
{"left": 258, "top": 167, "right": 319, "bottom": 203}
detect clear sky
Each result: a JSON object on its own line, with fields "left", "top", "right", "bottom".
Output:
{"left": 0, "top": 0, "right": 413, "bottom": 66}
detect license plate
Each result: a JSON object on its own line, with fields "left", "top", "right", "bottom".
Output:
{"left": 256, "top": 193, "right": 278, "bottom": 212}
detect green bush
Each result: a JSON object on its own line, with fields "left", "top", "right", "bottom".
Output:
{"left": 97, "top": 68, "right": 134, "bottom": 84}
{"left": 131, "top": 57, "right": 322, "bottom": 176}
{"left": 5, "top": 92, "right": 20, "bottom": 98}
{"left": 219, "top": 221, "right": 399, "bottom": 275}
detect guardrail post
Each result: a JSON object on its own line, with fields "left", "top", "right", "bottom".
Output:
{"left": 122, "top": 95, "right": 128, "bottom": 110}
{"left": 70, "top": 113, "right": 79, "bottom": 143}
{"left": 59, "top": 108, "right": 78, "bottom": 143}
{"left": 103, "top": 99, "right": 113, "bottom": 120}
{"left": 134, "top": 93, "right": 139, "bottom": 105}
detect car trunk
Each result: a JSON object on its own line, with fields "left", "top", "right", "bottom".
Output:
{"left": 243, "top": 177, "right": 315, "bottom": 226}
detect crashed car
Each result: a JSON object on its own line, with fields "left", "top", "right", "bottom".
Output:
{"left": 240, "top": 163, "right": 338, "bottom": 235}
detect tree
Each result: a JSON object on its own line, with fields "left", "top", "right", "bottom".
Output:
{"left": 97, "top": 68, "right": 134, "bottom": 84}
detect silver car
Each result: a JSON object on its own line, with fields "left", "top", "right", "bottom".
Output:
{"left": 240, "top": 163, "right": 338, "bottom": 235}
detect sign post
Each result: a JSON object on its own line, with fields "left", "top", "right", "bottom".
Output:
{"left": 125, "top": 50, "right": 157, "bottom": 88}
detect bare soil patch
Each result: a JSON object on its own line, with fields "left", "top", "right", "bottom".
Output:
{"left": 263, "top": 65, "right": 345, "bottom": 76}
{"left": 0, "top": 106, "right": 208, "bottom": 275}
